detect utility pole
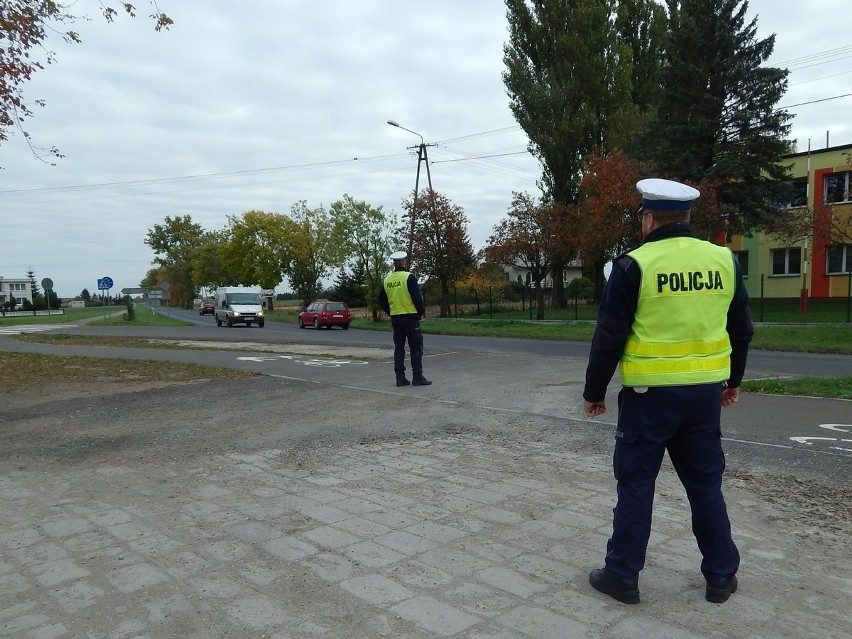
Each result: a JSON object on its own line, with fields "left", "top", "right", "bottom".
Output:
{"left": 387, "top": 120, "right": 436, "bottom": 255}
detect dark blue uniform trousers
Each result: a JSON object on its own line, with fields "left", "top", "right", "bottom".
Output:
{"left": 605, "top": 384, "right": 739, "bottom": 587}
{"left": 391, "top": 315, "right": 424, "bottom": 378}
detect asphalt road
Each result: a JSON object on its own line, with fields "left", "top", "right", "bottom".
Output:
{"left": 145, "top": 305, "right": 852, "bottom": 378}
{"left": 2, "top": 310, "right": 850, "bottom": 486}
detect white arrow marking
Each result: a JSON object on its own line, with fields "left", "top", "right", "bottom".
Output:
{"left": 789, "top": 437, "right": 838, "bottom": 445}
{"left": 819, "top": 424, "right": 851, "bottom": 433}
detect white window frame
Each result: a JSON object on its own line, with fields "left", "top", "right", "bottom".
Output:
{"left": 771, "top": 247, "right": 801, "bottom": 276}
{"left": 826, "top": 244, "right": 852, "bottom": 274}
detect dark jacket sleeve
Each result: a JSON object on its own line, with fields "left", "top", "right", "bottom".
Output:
{"left": 726, "top": 256, "right": 754, "bottom": 388}
{"left": 583, "top": 255, "right": 639, "bottom": 402}
{"left": 378, "top": 286, "right": 390, "bottom": 316}
{"left": 408, "top": 274, "right": 426, "bottom": 316}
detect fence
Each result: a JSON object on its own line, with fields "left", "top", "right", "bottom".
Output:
{"left": 422, "top": 277, "right": 852, "bottom": 324}
{"left": 0, "top": 309, "right": 65, "bottom": 318}
{"left": 749, "top": 273, "right": 852, "bottom": 323}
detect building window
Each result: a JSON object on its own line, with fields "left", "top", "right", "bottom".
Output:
{"left": 771, "top": 248, "right": 801, "bottom": 276}
{"left": 826, "top": 245, "right": 852, "bottom": 274}
{"left": 10, "top": 283, "right": 27, "bottom": 291}
{"left": 824, "top": 172, "right": 851, "bottom": 204}
{"left": 787, "top": 177, "right": 808, "bottom": 208}
{"left": 733, "top": 250, "right": 749, "bottom": 277}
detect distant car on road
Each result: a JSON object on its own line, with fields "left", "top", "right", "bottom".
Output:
{"left": 299, "top": 301, "right": 351, "bottom": 329}
{"left": 199, "top": 301, "right": 215, "bottom": 316}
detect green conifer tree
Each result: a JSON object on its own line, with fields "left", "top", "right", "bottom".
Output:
{"left": 642, "top": 0, "right": 792, "bottom": 236}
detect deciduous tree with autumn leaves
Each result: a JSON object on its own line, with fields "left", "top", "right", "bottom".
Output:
{"left": 1, "top": 1, "right": 171, "bottom": 163}
{"left": 485, "top": 191, "right": 577, "bottom": 319}
{"left": 404, "top": 189, "right": 476, "bottom": 318}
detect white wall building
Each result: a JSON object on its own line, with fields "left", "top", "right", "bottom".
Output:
{"left": 0, "top": 276, "right": 34, "bottom": 308}
{"left": 503, "top": 258, "right": 584, "bottom": 289}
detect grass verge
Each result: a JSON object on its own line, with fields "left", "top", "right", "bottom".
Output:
{"left": 740, "top": 377, "right": 852, "bottom": 400}
{"left": 0, "top": 352, "right": 255, "bottom": 391}
{"left": 87, "top": 307, "right": 192, "bottom": 326}
{"left": 344, "top": 317, "right": 852, "bottom": 355}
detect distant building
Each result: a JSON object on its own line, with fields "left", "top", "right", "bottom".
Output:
{"left": 503, "top": 258, "right": 584, "bottom": 290}
{"left": 726, "top": 143, "right": 852, "bottom": 300}
{"left": 0, "top": 276, "right": 34, "bottom": 307}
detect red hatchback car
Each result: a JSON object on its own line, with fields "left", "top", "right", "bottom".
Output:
{"left": 199, "top": 301, "right": 215, "bottom": 316}
{"left": 299, "top": 301, "right": 351, "bottom": 329}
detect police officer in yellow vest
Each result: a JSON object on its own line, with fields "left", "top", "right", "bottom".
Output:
{"left": 379, "top": 251, "right": 431, "bottom": 387}
{"left": 583, "top": 178, "right": 753, "bottom": 605}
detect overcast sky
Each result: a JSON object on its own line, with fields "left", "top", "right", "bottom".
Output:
{"left": 1, "top": 0, "right": 849, "bottom": 299}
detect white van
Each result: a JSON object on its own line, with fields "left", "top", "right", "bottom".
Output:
{"left": 214, "top": 286, "right": 265, "bottom": 327}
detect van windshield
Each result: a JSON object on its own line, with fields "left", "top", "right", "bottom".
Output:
{"left": 227, "top": 293, "right": 260, "bottom": 305}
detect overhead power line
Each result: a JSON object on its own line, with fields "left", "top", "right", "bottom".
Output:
{"left": 1, "top": 124, "right": 536, "bottom": 199}
{"left": 776, "top": 45, "right": 852, "bottom": 69}
{"left": 0, "top": 153, "right": 405, "bottom": 197}
{"left": 432, "top": 151, "right": 529, "bottom": 164}
{"left": 779, "top": 92, "right": 852, "bottom": 109}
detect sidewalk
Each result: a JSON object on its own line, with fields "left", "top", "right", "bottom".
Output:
{"left": 1, "top": 422, "right": 848, "bottom": 638}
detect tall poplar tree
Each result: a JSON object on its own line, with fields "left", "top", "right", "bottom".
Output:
{"left": 643, "top": 0, "right": 792, "bottom": 236}
{"left": 613, "top": 0, "right": 668, "bottom": 154}
{"left": 502, "top": 0, "right": 632, "bottom": 307}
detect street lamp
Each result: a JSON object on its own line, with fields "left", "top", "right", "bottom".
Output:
{"left": 387, "top": 120, "right": 434, "bottom": 254}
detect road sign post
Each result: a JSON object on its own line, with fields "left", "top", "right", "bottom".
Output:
{"left": 41, "top": 277, "right": 53, "bottom": 314}
{"left": 98, "top": 276, "right": 114, "bottom": 318}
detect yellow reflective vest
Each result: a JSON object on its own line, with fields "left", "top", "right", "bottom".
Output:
{"left": 383, "top": 270, "right": 418, "bottom": 315}
{"left": 620, "top": 237, "right": 736, "bottom": 386}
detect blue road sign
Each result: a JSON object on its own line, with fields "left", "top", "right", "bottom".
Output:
{"left": 98, "top": 276, "right": 114, "bottom": 290}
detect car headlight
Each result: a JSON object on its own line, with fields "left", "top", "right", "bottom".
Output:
{"left": 233, "top": 311, "right": 241, "bottom": 317}
{"left": 257, "top": 310, "right": 264, "bottom": 317}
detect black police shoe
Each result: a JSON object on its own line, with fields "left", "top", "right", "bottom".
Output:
{"left": 412, "top": 376, "right": 432, "bottom": 386}
{"left": 396, "top": 378, "right": 410, "bottom": 387}
{"left": 589, "top": 568, "right": 640, "bottom": 604}
{"left": 706, "top": 575, "right": 738, "bottom": 603}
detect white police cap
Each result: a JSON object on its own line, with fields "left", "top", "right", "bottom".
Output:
{"left": 637, "top": 178, "right": 699, "bottom": 211}
{"left": 390, "top": 251, "right": 408, "bottom": 261}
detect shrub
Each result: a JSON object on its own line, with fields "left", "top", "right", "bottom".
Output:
{"left": 124, "top": 296, "right": 136, "bottom": 321}
{"left": 566, "top": 277, "right": 594, "bottom": 301}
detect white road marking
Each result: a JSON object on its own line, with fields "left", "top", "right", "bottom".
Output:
{"left": 236, "top": 354, "right": 369, "bottom": 368}
{"left": 0, "top": 324, "right": 77, "bottom": 335}
{"left": 819, "top": 424, "right": 851, "bottom": 433}
{"left": 790, "top": 436, "right": 838, "bottom": 444}
{"left": 789, "top": 424, "right": 852, "bottom": 451}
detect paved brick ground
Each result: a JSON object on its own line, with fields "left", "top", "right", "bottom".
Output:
{"left": 2, "top": 428, "right": 849, "bottom": 638}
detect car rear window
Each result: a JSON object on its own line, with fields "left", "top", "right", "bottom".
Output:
{"left": 327, "top": 303, "right": 348, "bottom": 311}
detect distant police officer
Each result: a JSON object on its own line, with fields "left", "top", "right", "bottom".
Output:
{"left": 583, "top": 178, "right": 753, "bottom": 605}
{"left": 378, "top": 251, "right": 432, "bottom": 387}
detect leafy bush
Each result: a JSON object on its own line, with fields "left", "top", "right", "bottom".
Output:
{"left": 124, "top": 296, "right": 136, "bottom": 321}
{"left": 566, "top": 277, "right": 594, "bottom": 301}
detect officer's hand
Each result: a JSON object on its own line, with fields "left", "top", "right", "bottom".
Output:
{"left": 416, "top": 315, "right": 423, "bottom": 321}
{"left": 584, "top": 400, "right": 607, "bottom": 417}
{"left": 721, "top": 386, "right": 740, "bottom": 408}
